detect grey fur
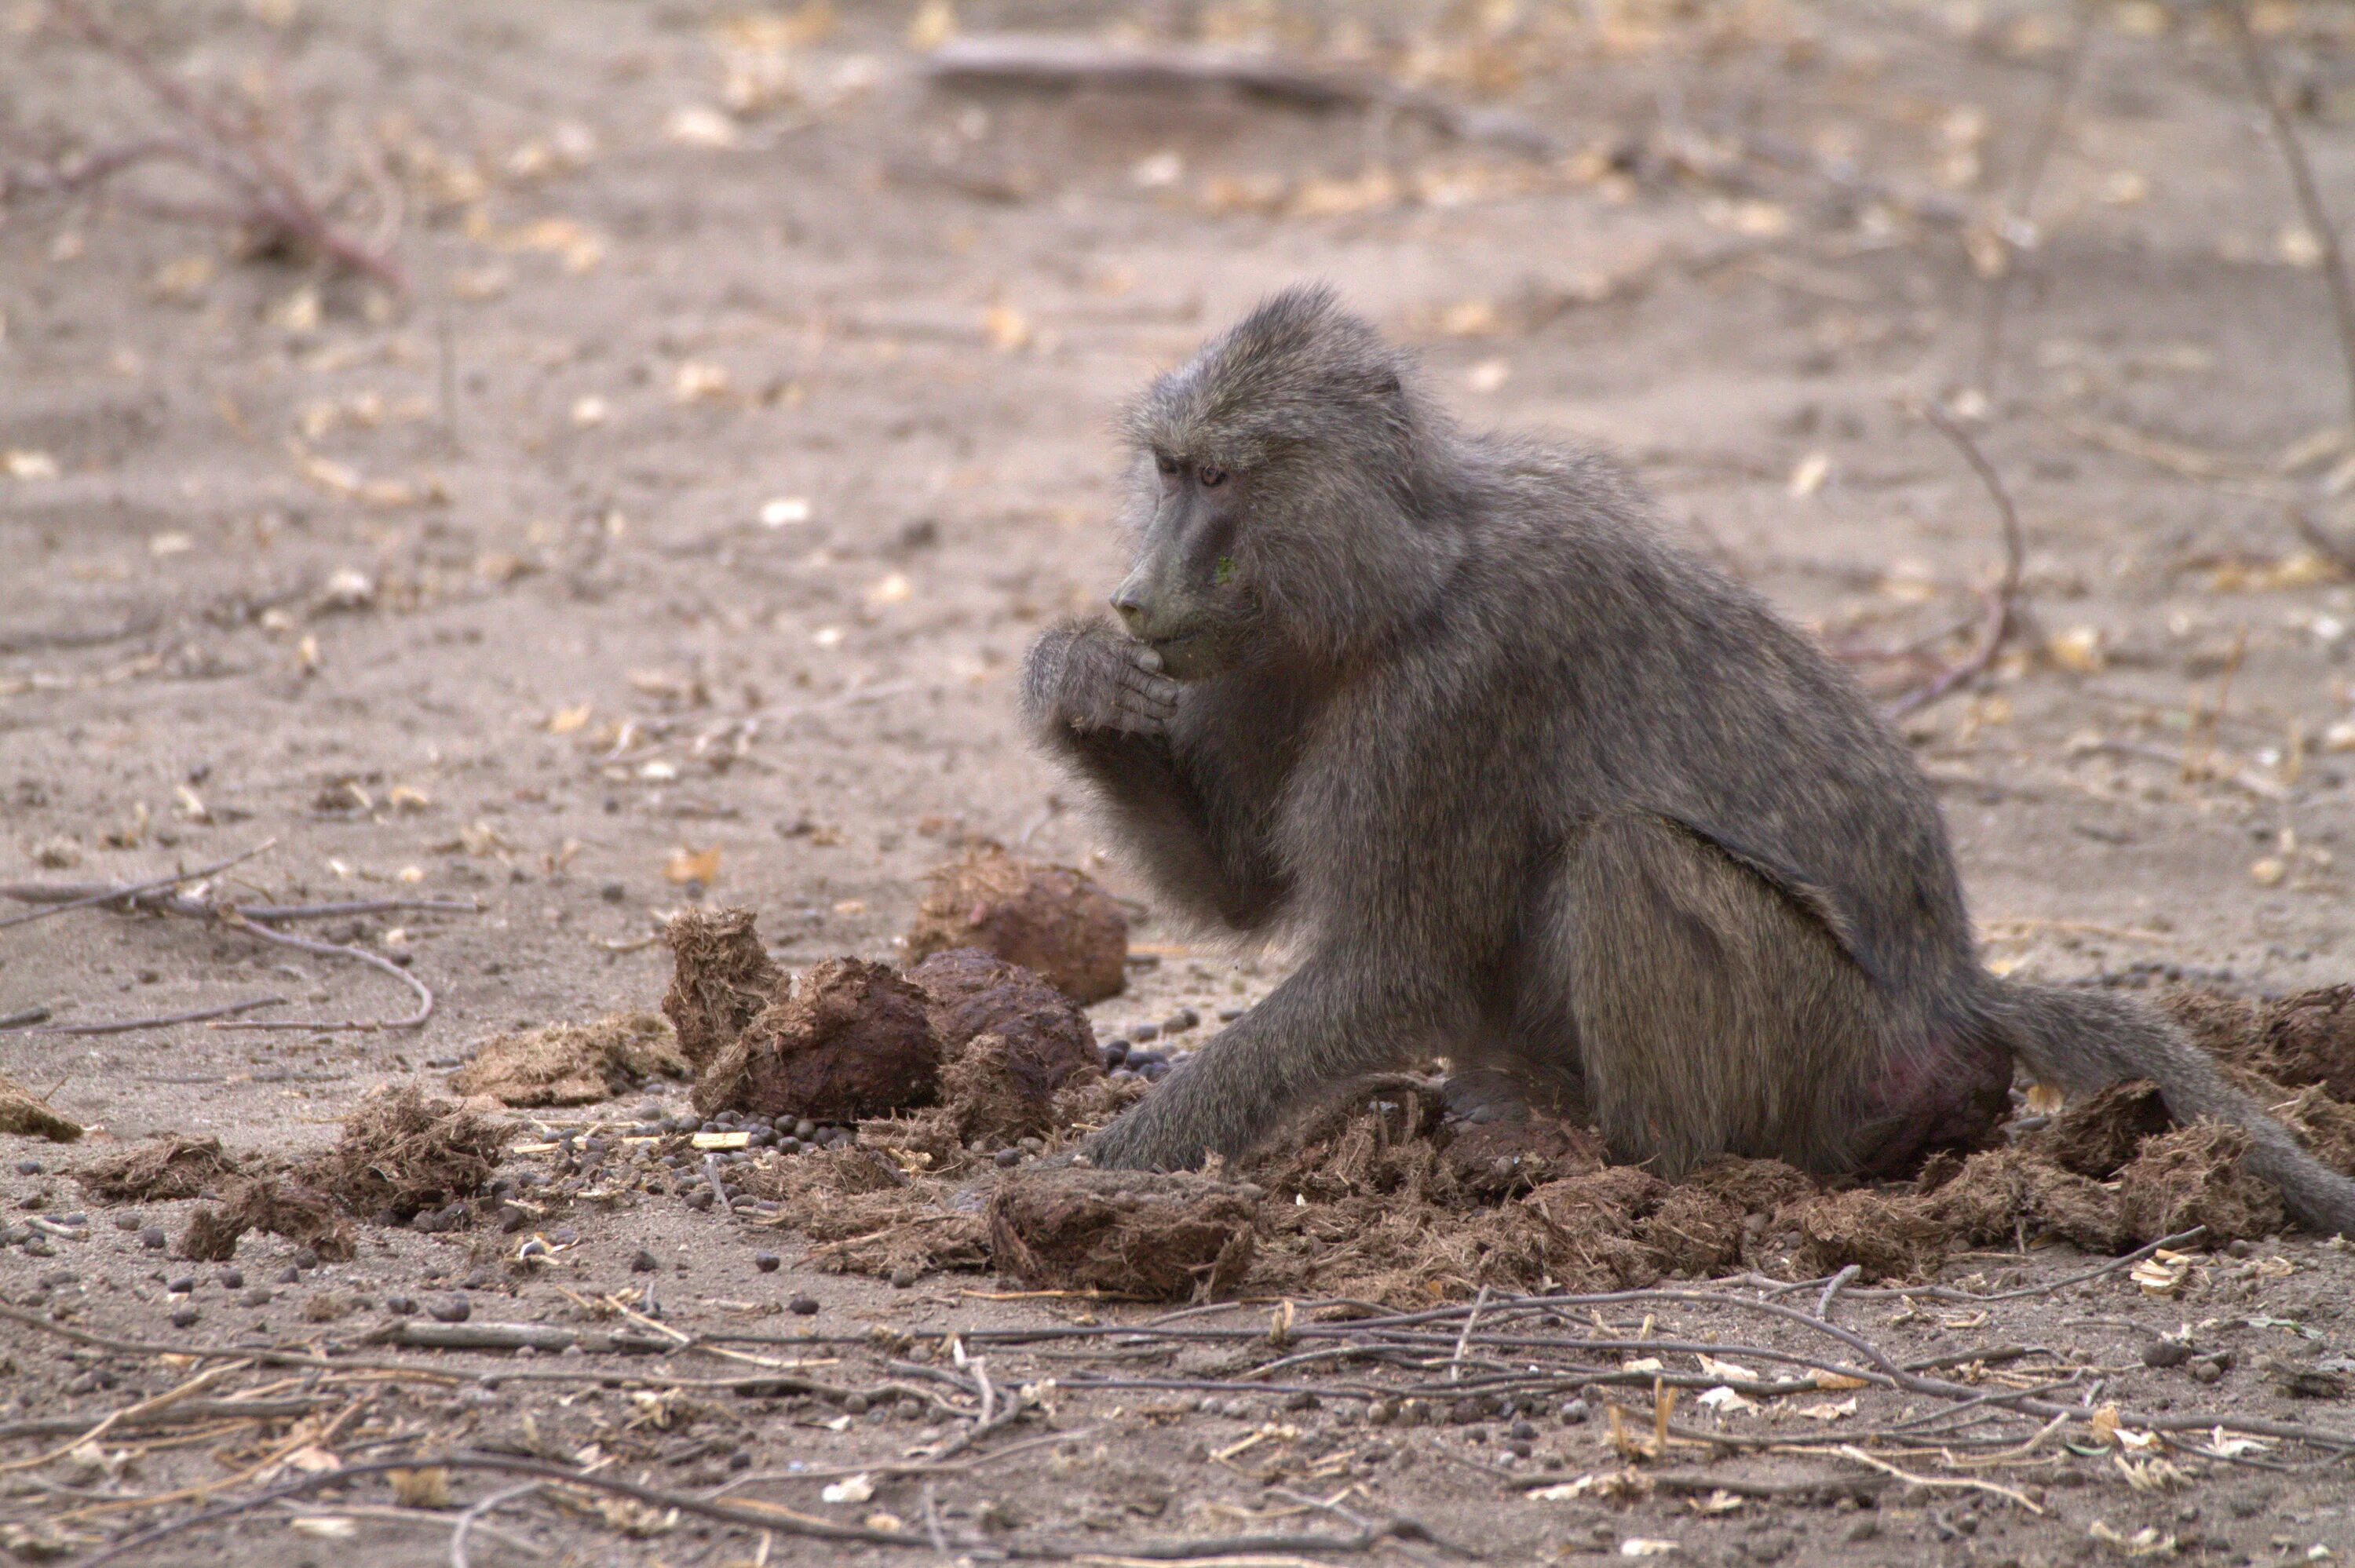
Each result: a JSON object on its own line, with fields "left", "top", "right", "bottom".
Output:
{"left": 1018, "top": 284, "right": 2355, "bottom": 1234}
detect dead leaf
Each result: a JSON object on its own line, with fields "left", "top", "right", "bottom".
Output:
{"left": 664, "top": 846, "right": 721, "bottom": 885}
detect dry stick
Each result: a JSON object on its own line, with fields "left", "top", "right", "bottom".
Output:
{"left": 1832, "top": 1444, "right": 2043, "bottom": 1513}
{"left": 0, "top": 885, "right": 477, "bottom": 923}
{"left": 448, "top": 1481, "right": 539, "bottom": 1568}
{"left": 1974, "top": 5, "right": 2090, "bottom": 399}
{"left": 924, "top": 33, "right": 1554, "bottom": 156}
{"left": 72, "top": 1451, "right": 1422, "bottom": 1567}
{"left": 0, "top": 841, "right": 276, "bottom": 932}
{"left": 17, "top": 997, "right": 285, "bottom": 1035}
{"left": 0, "top": 1361, "right": 249, "bottom": 1475}
{"left": 1448, "top": 1285, "right": 1488, "bottom": 1384}
{"left": 1813, "top": 1264, "right": 1861, "bottom": 1324}
{"left": 0, "top": 1397, "right": 330, "bottom": 1441}
{"left": 2219, "top": 0, "right": 2355, "bottom": 433}
{"left": 205, "top": 912, "right": 432, "bottom": 1031}
{"left": 1886, "top": 404, "right": 2028, "bottom": 718}
{"left": 44, "top": 0, "right": 403, "bottom": 290}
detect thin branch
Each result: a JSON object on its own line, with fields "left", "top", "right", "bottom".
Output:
{"left": 1886, "top": 404, "right": 2029, "bottom": 718}
{"left": 0, "top": 841, "right": 276, "bottom": 932}
{"left": 207, "top": 912, "right": 432, "bottom": 1030}
{"left": 74, "top": 1451, "right": 1431, "bottom": 1566}
{"left": 1813, "top": 1264, "right": 1861, "bottom": 1323}
{"left": 35, "top": 0, "right": 404, "bottom": 290}
{"left": 925, "top": 34, "right": 1554, "bottom": 156}
{"left": 448, "top": 1482, "right": 539, "bottom": 1568}
{"left": 0, "top": 884, "right": 478, "bottom": 924}
{"left": 14, "top": 997, "right": 285, "bottom": 1035}
{"left": 1975, "top": 4, "right": 2091, "bottom": 397}
{"left": 2219, "top": 0, "right": 2355, "bottom": 432}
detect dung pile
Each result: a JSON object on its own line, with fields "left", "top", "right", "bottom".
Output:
{"left": 914, "top": 947, "right": 1104, "bottom": 1144}
{"left": 679, "top": 947, "right": 2355, "bottom": 1303}
{"left": 181, "top": 1176, "right": 356, "bottom": 1263}
{"left": 663, "top": 906, "right": 784, "bottom": 1069}
{"left": 306, "top": 1084, "right": 504, "bottom": 1223}
{"left": 453, "top": 1012, "right": 691, "bottom": 1107}
{"left": 904, "top": 843, "right": 1128, "bottom": 1003}
{"left": 77, "top": 1135, "right": 247, "bottom": 1203}
{"left": 0, "top": 1074, "right": 81, "bottom": 1141}
{"left": 988, "top": 1169, "right": 1257, "bottom": 1299}
{"left": 157, "top": 1085, "right": 502, "bottom": 1260}
{"left": 693, "top": 957, "right": 942, "bottom": 1123}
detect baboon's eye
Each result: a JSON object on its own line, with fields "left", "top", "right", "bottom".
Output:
{"left": 1197, "top": 465, "right": 1228, "bottom": 488}
{"left": 1154, "top": 452, "right": 1180, "bottom": 476}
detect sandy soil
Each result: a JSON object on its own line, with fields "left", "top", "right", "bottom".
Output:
{"left": 5, "top": 1, "right": 2355, "bottom": 1563}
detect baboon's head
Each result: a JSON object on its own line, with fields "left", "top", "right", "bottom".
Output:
{"left": 1114, "top": 285, "right": 1466, "bottom": 678}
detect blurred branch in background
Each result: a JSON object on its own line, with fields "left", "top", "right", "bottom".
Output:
{"left": 925, "top": 32, "right": 1557, "bottom": 157}
{"left": 0, "top": 0, "right": 403, "bottom": 290}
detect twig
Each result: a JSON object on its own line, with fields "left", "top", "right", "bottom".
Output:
{"left": 0, "top": 1362, "right": 248, "bottom": 1475}
{"left": 1813, "top": 1264, "right": 1860, "bottom": 1324}
{"left": 1975, "top": 5, "right": 2090, "bottom": 397}
{"left": 1448, "top": 1285, "right": 1488, "bottom": 1384}
{"left": 2291, "top": 501, "right": 2355, "bottom": 576}
{"left": 16, "top": 997, "right": 284, "bottom": 1035}
{"left": 925, "top": 34, "right": 1554, "bottom": 155}
{"left": 0, "top": 884, "right": 476, "bottom": 923}
{"left": 0, "top": 614, "right": 162, "bottom": 655}
{"left": 1831, "top": 1444, "right": 2043, "bottom": 1512}
{"left": 0, "top": 841, "right": 276, "bottom": 932}
{"left": 448, "top": 1482, "right": 539, "bottom": 1568}
{"left": 0, "top": 1006, "right": 51, "bottom": 1029}
{"left": 2218, "top": 0, "right": 2355, "bottom": 432}
{"left": 1886, "top": 404, "right": 2028, "bottom": 717}
{"left": 40, "top": 0, "right": 404, "bottom": 290}
{"left": 75, "top": 1451, "right": 1427, "bottom": 1566}
{"left": 205, "top": 913, "right": 433, "bottom": 1031}
{"left": 0, "top": 1397, "right": 330, "bottom": 1441}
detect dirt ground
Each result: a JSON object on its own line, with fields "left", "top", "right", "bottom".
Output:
{"left": 7, "top": 0, "right": 2355, "bottom": 1563}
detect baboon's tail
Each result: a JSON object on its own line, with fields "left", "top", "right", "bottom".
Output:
{"left": 1977, "top": 977, "right": 2355, "bottom": 1237}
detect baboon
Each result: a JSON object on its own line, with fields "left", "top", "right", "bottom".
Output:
{"left": 1019, "top": 284, "right": 2355, "bottom": 1233}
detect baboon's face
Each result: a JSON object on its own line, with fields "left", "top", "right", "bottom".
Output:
{"left": 1109, "top": 447, "right": 1258, "bottom": 680}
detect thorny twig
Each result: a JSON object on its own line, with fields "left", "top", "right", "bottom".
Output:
{"left": 1886, "top": 403, "right": 2028, "bottom": 718}
{"left": 18, "top": 0, "right": 405, "bottom": 290}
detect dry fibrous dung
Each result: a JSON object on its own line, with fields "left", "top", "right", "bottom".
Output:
{"left": 77, "top": 1135, "right": 247, "bottom": 1202}
{"left": 0, "top": 1074, "right": 82, "bottom": 1142}
{"left": 905, "top": 844, "right": 1128, "bottom": 1004}
{"left": 662, "top": 908, "right": 784, "bottom": 1070}
{"left": 746, "top": 986, "right": 2355, "bottom": 1304}
{"left": 453, "top": 1012, "right": 690, "bottom": 1107}
{"left": 911, "top": 947, "right": 1104, "bottom": 1144}
{"left": 181, "top": 1175, "right": 356, "bottom": 1262}
{"left": 692, "top": 957, "right": 942, "bottom": 1123}
{"left": 303, "top": 1084, "right": 503, "bottom": 1223}
{"left": 987, "top": 1168, "right": 1258, "bottom": 1300}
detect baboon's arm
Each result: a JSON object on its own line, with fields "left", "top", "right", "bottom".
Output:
{"left": 1084, "top": 949, "right": 1459, "bottom": 1169}
{"left": 1056, "top": 730, "right": 1288, "bottom": 930}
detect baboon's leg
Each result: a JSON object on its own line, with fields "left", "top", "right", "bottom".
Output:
{"left": 1527, "top": 816, "right": 1885, "bottom": 1176}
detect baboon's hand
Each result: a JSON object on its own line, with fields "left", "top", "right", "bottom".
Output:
{"left": 1080, "top": 1064, "right": 1223, "bottom": 1172}
{"left": 1021, "top": 619, "right": 1182, "bottom": 742}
